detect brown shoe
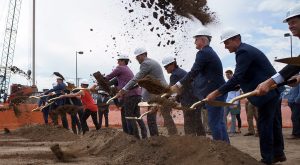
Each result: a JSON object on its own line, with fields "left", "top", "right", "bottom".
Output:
{"left": 244, "top": 132, "right": 254, "bottom": 136}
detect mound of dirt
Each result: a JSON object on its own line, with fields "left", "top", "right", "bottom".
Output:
{"left": 62, "top": 128, "right": 260, "bottom": 165}
{"left": 13, "top": 125, "right": 79, "bottom": 142}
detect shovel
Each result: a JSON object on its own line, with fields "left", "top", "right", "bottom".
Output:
{"left": 190, "top": 98, "right": 234, "bottom": 109}
{"left": 32, "top": 102, "right": 54, "bottom": 112}
{"left": 106, "top": 95, "right": 118, "bottom": 104}
{"left": 229, "top": 79, "right": 297, "bottom": 104}
{"left": 126, "top": 106, "right": 158, "bottom": 120}
{"left": 275, "top": 57, "right": 300, "bottom": 66}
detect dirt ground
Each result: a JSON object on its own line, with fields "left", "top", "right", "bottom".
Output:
{"left": 0, "top": 125, "right": 299, "bottom": 165}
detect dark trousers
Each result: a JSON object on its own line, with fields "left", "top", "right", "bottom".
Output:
{"left": 257, "top": 97, "right": 284, "bottom": 164}
{"left": 81, "top": 109, "right": 100, "bottom": 134}
{"left": 42, "top": 107, "right": 49, "bottom": 124}
{"left": 124, "top": 96, "right": 147, "bottom": 139}
{"left": 120, "top": 100, "right": 129, "bottom": 134}
{"left": 183, "top": 108, "right": 205, "bottom": 136}
{"left": 49, "top": 102, "right": 69, "bottom": 129}
{"left": 70, "top": 113, "right": 82, "bottom": 134}
{"left": 147, "top": 108, "right": 159, "bottom": 136}
{"left": 206, "top": 95, "right": 229, "bottom": 143}
{"left": 288, "top": 102, "right": 300, "bottom": 136}
{"left": 236, "top": 114, "right": 241, "bottom": 128}
{"left": 160, "top": 106, "right": 178, "bottom": 135}
{"left": 98, "top": 109, "right": 109, "bottom": 128}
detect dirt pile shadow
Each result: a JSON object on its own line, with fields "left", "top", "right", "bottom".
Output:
{"left": 13, "top": 125, "right": 79, "bottom": 142}
{"left": 61, "top": 128, "right": 260, "bottom": 165}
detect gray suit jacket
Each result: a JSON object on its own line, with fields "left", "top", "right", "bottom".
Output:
{"left": 124, "top": 57, "right": 167, "bottom": 101}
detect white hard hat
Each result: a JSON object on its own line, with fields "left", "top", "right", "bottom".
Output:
{"left": 117, "top": 54, "right": 129, "bottom": 60}
{"left": 66, "top": 79, "right": 75, "bottom": 84}
{"left": 283, "top": 5, "right": 300, "bottom": 23}
{"left": 193, "top": 28, "right": 212, "bottom": 38}
{"left": 220, "top": 28, "right": 240, "bottom": 43}
{"left": 52, "top": 82, "right": 57, "bottom": 87}
{"left": 162, "top": 56, "right": 176, "bottom": 66}
{"left": 80, "top": 79, "right": 89, "bottom": 85}
{"left": 134, "top": 47, "right": 147, "bottom": 56}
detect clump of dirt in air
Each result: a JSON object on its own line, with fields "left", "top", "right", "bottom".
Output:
{"left": 13, "top": 125, "right": 79, "bottom": 142}
{"left": 137, "top": 75, "right": 170, "bottom": 95}
{"left": 57, "top": 128, "right": 261, "bottom": 165}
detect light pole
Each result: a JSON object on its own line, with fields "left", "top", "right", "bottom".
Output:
{"left": 284, "top": 33, "right": 292, "bottom": 57}
{"left": 76, "top": 51, "right": 84, "bottom": 86}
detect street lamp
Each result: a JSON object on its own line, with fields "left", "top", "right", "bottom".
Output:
{"left": 284, "top": 33, "right": 292, "bottom": 57}
{"left": 76, "top": 51, "right": 84, "bottom": 86}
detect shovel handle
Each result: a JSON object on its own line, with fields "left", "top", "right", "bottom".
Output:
{"left": 190, "top": 98, "right": 208, "bottom": 109}
{"left": 229, "top": 91, "right": 257, "bottom": 104}
{"left": 106, "top": 95, "right": 117, "bottom": 104}
{"left": 229, "top": 79, "right": 296, "bottom": 104}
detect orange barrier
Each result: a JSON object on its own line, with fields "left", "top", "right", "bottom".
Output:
{"left": 0, "top": 99, "right": 293, "bottom": 130}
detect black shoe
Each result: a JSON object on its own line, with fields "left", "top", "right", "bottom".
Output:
{"left": 260, "top": 159, "right": 273, "bottom": 165}
{"left": 244, "top": 132, "right": 254, "bottom": 136}
{"left": 273, "top": 154, "right": 287, "bottom": 163}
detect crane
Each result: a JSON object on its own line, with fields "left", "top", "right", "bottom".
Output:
{"left": 0, "top": 0, "right": 22, "bottom": 101}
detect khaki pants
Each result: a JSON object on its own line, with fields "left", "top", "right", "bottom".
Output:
{"left": 245, "top": 101, "right": 258, "bottom": 134}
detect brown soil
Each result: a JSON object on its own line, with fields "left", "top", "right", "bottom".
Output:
{"left": 137, "top": 75, "right": 170, "bottom": 95}
{"left": 58, "top": 128, "right": 260, "bottom": 165}
{"left": 13, "top": 125, "right": 79, "bottom": 142}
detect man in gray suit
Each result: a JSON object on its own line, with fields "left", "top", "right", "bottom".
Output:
{"left": 117, "top": 47, "right": 177, "bottom": 136}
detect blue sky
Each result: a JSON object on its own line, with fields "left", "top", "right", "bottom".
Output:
{"left": 0, "top": 0, "right": 299, "bottom": 91}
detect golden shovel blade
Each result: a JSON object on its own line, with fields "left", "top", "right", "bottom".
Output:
{"left": 275, "top": 57, "right": 300, "bottom": 66}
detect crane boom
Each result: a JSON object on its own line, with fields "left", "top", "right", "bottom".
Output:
{"left": 0, "top": 0, "right": 22, "bottom": 100}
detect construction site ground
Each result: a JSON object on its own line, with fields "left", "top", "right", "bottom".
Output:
{"left": 0, "top": 126, "right": 299, "bottom": 165}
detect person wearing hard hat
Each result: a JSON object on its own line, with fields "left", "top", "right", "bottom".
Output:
{"left": 105, "top": 54, "right": 147, "bottom": 139}
{"left": 162, "top": 56, "right": 205, "bottom": 136}
{"left": 257, "top": 5, "right": 300, "bottom": 95}
{"left": 117, "top": 47, "right": 178, "bottom": 136}
{"left": 206, "top": 28, "right": 285, "bottom": 164}
{"left": 170, "top": 28, "right": 229, "bottom": 143}
{"left": 59, "top": 79, "right": 100, "bottom": 134}
{"left": 64, "top": 79, "right": 83, "bottom": 134}
{"left": 44, "top": 75, "right": 69, "bottom": 129}
{"left": 97, "top": 90, "right": 110, "bottom": 128}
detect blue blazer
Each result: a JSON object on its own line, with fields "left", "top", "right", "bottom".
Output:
{"left": 180, "top": 45, "right": 225, "bottom": 99}
{"left": 170, "top": 67, "right": 198, "bottom": 106}
{"left": 219, "top": 43, "right": 279, "bottom": 107}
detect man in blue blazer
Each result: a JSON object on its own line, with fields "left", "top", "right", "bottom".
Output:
{"left": 257, "top": 5, "right": 300, "bottom": 95}
{"left": 170, "top": 28, "right": 229, "bottom": 143}
{"left": 206, "top": 29, "right": 285, "bottom": 164}
{"left": 162, "top": 56, "right": 205, "bottom": 136}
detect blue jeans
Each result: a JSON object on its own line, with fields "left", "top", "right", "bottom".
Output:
{"left": 257, "top": 96, "right": 284, "bottom": 164}
{"left": 224, "top": 107, "right": 236, "bottom": 133}
{"left": 206, "top": 95, "right": 229, "bottom": 143}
